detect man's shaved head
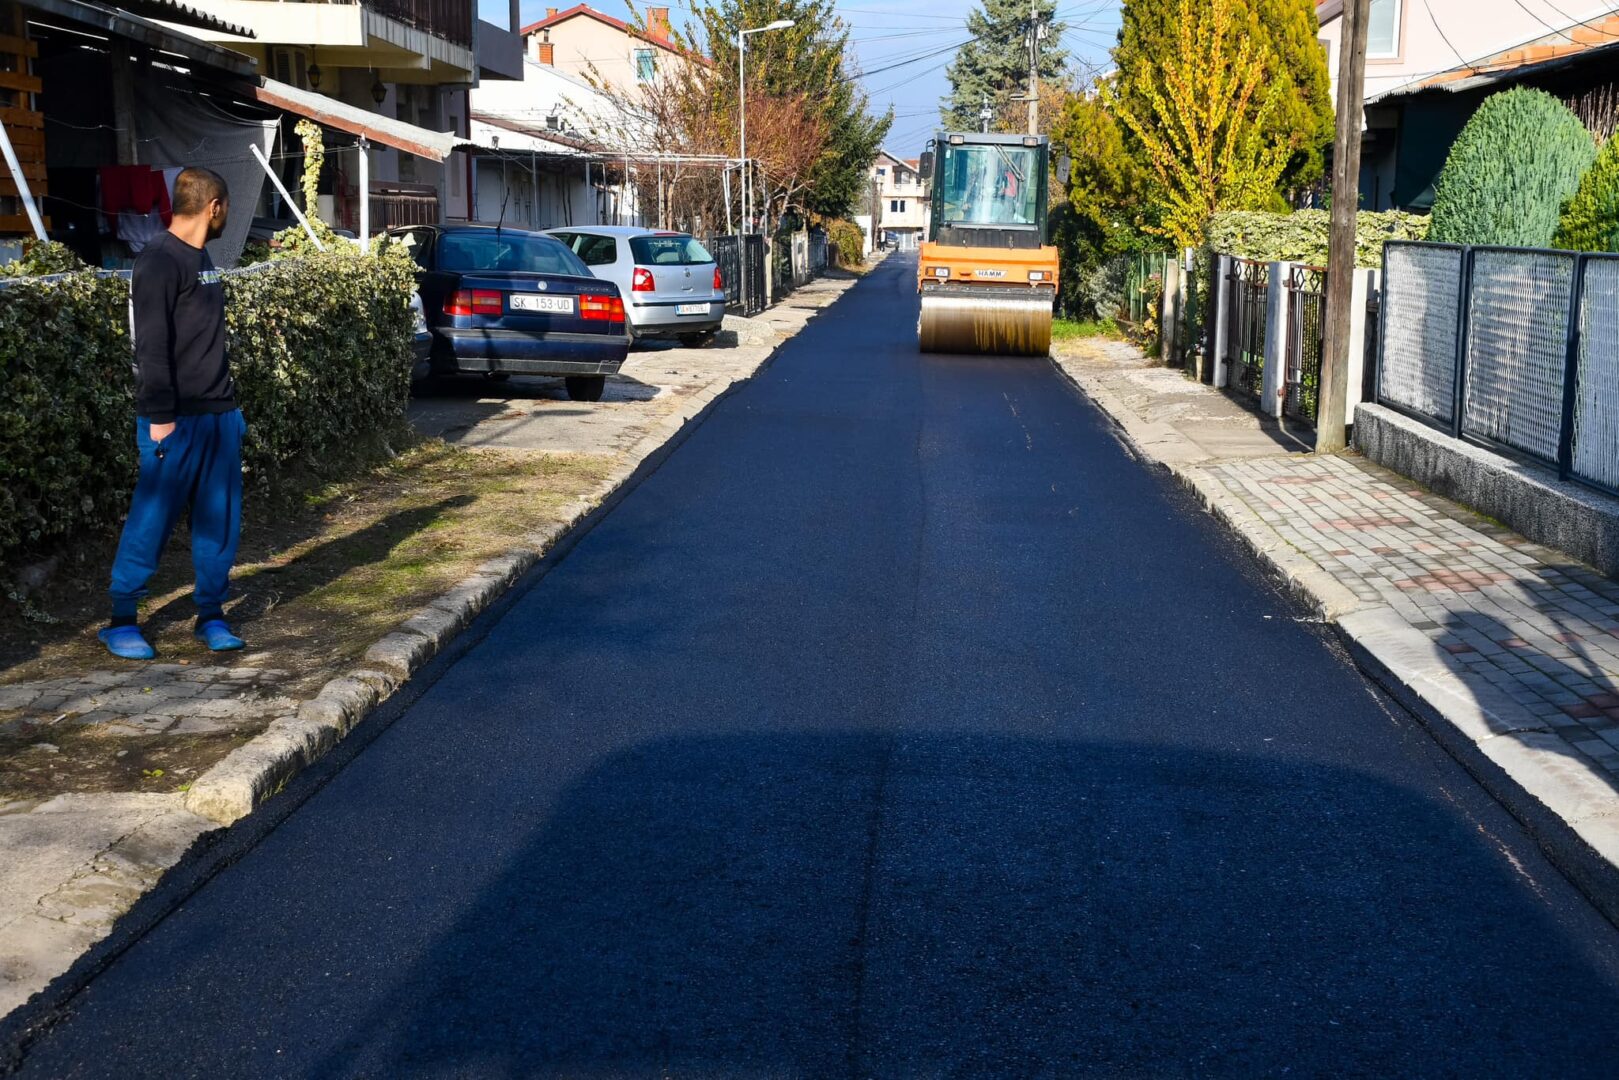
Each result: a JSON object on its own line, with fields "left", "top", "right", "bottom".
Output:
{"left": 171, "top": 167, "right": 229, "bottom": 217}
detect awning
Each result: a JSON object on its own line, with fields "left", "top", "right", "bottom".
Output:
{"left": 254, "top": 78, "right": 470, "bottom": 162}
{"left": 19, "top": 0, "right": 257, "bottom": 75}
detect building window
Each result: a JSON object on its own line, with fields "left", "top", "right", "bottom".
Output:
{"left": 891, "top": 199, "right": 906, "bottom": 213}
{"left": 1367, "top": 0, "right": 1400, "bottom": 59}
{"left": 1318, "top": 36, "right": 1331, "bottom": 70}
{"left": 877, "top": 167, "right": 886, "bottom": 177}
{"left": 635, "top": 48, "right": 656, "bottom": 81}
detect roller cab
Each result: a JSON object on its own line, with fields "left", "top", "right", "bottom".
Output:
{"left": 916, "top": 132, "right": 1058, "bottom": 357}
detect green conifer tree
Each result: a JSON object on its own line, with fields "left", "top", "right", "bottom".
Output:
{"left": 1554, "top": 134, "right": 1619, "bottom": 252}
{"left": 940, "top": 0, "right": 1067, "bottom": 131}
{"left": 1429, "top": 87, "right": 1595, "bottom": 247}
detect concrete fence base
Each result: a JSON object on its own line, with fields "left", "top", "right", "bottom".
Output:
{"left": 1354, "top": 403, "right": 1619, "bottom": 578}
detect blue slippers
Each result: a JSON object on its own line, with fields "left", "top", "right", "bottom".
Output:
{"left": 98, "top": 625, "right": 156, "bottom": 661}
{"left": 194, "top": 619, "right": 246, "bottom": 652}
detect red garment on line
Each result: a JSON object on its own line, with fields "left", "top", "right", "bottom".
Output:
{"left": 99, "top": 166, "right": 173, "bottom": 228}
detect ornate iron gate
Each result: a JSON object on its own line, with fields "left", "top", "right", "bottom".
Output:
{"left": 1225, "top": 258, "right": 1269, "bottom": 401}
{"left": 1284, "top": 264, "right": 1327, "bottom": 424}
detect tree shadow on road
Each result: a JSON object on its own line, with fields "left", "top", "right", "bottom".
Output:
{"left": 270, "top": 732, "right": 1619, "bottom": 1078}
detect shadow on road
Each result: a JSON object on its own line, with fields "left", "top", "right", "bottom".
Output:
{"left": 303, "top": 732, "right": 1619, "bottom": 1077}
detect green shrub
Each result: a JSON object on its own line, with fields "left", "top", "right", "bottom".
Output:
{"left": 0, "top": 239, "right": 86, "bottom": 277}
{"left": 1429, "top": 87, "right": 1596, "bottom": 247}
{"left": 825, "top": 219, "right": 865, "bottom": 267}
{"left": 1205, "top": 209, "right": 1429, "bottom": 267}
{"left": 1554, "top": 135, "right": 1619, "bottom": 251}
{"left": 0, "top": 246, "right": 415, "bottom": 569}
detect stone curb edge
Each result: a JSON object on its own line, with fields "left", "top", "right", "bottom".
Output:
{"left": 1051, "top": 355, "right": 1619, "bottom": 925}
{"left": 181, "top": 293, "right": 835, "bottom": 828}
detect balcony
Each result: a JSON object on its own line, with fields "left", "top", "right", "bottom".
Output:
{"left": 181, "top": 0, "right": 478, "bottom": 83}
{"left": 369, "top": 0, "right": 472, "bottom": 48}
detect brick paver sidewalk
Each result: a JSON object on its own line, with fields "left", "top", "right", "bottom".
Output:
{"left": 1209, "top": 455, "right": 1619, "bottom": 776}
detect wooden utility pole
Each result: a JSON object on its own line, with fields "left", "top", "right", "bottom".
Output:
{"left": 1317, "top": 0, "right": 1371, "bottom": 453}
{"left": 1027, "top": 0, "right": 1040, "bottom": 133}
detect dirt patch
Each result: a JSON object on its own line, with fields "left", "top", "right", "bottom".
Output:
{"left": 0, "top": 441, "right": 616, "bottom": 798}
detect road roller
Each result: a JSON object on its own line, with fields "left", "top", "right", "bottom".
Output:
{"left": 916, "top": 131, "right": 1058, "bottom": 356}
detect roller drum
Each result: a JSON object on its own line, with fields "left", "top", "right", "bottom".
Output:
{"left": 918, "top": 285, "right": 1053, "bottom": 357}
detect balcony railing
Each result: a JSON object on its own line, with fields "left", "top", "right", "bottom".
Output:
{"left": 349, "top": 0, "right": 474, "bottom": 47}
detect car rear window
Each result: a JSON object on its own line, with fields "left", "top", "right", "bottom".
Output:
{"left": 437, "top": 232, "right": 587, "bottom": 276}
{"left": 570, "top": 234, "right": 618, "bottom": 266}
{"left": 629, "top": 234, "right": 713, "bottom": 266}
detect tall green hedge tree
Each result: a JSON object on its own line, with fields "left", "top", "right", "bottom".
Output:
{"left": 1112, "top": 0, "right": 1332, "bottom": 190}
{"left": 1429, "top": 88, "right": 1596, "bottom": 247}
{"left": 1554, "top": 134, "right": 1619, "bottom": 252}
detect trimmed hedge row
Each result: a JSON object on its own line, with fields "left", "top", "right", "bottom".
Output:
{"left": 1205, "top": 209, "right": 1430, "bottom": 267}
{"left": 0, "top": 244, "right": 415, "bottom": 568}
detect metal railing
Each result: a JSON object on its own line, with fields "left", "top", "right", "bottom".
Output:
{"left": 365, "top": 0, "right": 474, "bottom": 46}
{"left": 1283, "top": 264, "right": 1327, "bottom": 424}
{"left": 1225, "top": 257, "right": 1269, "bottom": 403}
{"left": 1375, "top": 240, "right": 1619, "bottom": 497}
{"left": 1126, "top": 252, "right": 1169, "bottom": 325}
{"left": 706, "top": 233, "right": 765, "bottom": 316}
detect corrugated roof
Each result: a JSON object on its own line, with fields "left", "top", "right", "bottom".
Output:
{"left": 19, "top": 0, "right": 256, "bottom": 74}
{"left": 119, "top": 0, "right": 254, "bottom": 38}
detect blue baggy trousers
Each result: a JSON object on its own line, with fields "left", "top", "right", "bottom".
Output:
{"left": 109, "top": 410, "right": 245, "bottom": 621}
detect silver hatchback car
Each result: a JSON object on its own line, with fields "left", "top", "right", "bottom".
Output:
{"left": 545, "top": 225, "right": 727, "bottom": 346}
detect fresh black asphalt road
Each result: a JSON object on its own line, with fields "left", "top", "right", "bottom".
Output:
{"left": 12, "top": 254, "right": 1619, "bottom": 1077}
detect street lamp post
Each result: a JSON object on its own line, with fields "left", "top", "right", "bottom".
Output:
{"left": 738, "top": 18, "right": 794, "bottom": 237}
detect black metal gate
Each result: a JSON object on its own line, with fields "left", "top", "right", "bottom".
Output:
{"left": 1225, "top": 258, "right": 1268, "bottom": 401}
{"left": 1283, "top": 264, "right": 1327, "bottom": 424}
{"left": 707, "top": 234, "right": 767, "bottom": 316}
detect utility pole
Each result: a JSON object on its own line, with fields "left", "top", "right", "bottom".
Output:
{"left": 1317, "top": 0, "right": 1370, "bottom": 453}
{"left": 1027, "top": 0, "right": 1040, "bottom": 134}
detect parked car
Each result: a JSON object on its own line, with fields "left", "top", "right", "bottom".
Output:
{"left": 389, "top": 224, "right": 629, "bottom": 401}
{"left": 544, "top": 226, "right": 726, "bottom": 347}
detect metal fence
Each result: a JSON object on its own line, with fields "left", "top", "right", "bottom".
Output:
{"left": 1283, "top": 264, "right": 1327, "bottom": 424}
{"left": 809, "top": 230, "right": 828, "bottom": 274}
{"left": 707, "top": 234, "right": 766, "bottom": 316}
{"left": 1225, "top": 258, "right": 1269, "bottom": 402}
{"left": 1127, "top": 252, "right": 1170, "bottom": 325}
{"left": 1376, "top": 240, "right": 1619, "bottom": 496}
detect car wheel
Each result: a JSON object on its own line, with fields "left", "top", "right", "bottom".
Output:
{"left": 678, "top": 331, "right": 715, "bottom": 348}
{"left": 565, "top": 376, "right": 606, "bottom": 402}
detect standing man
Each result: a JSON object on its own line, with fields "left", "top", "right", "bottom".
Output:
{"left": 99, "top": 167, "right": 247, "bottom": 660}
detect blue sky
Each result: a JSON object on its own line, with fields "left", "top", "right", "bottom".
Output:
{"left": 503, "top": 0, "right": 1124, "bottom": 159}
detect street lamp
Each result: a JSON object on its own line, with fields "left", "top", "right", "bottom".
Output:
{"left": 738, "top": 18, "right": 794, "bottom": 236}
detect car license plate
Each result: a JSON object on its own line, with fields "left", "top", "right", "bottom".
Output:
{"left": 510, "top": 294, "right": 575, "bottom": 314}
{"left": 675, "top": 302, "right": 709, "bottom": 316}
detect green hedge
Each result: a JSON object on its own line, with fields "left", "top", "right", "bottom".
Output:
{"left": 1205, "top": 209, "right": 1430, "bottom": 267}
{"left": 0, "top": 244, "right": 415, "bottom": 568}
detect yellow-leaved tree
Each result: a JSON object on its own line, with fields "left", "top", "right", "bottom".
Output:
{"left": 1106, "top": 0, "right": 1292, "bottom": 249}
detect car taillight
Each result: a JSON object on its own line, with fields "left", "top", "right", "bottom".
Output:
{"left": 713, "top": 266, "right": 723, "bottom": 290}
{"left": 632, "top": 267, "right": 655, "bottom": 292}
{"left": 444, "top": 289, "right": 503, "bottom": 316}
{"left": 580, "top": 293, "right": 625, "bottom": 322}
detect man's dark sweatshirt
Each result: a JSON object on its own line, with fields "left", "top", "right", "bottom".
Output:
{"left": 131, "top": 231, "right": 234, "bottom": 424}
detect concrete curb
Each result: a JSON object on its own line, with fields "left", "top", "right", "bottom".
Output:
{"left": 180, "top": 288, "right": 843, "bottom": 828}
{"left": 1054, "top": 353, "right": 1619, "bottom": 923}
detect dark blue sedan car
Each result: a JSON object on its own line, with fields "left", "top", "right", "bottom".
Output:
{"left": 390, "top": 224, "right": 630, "bottom": 401}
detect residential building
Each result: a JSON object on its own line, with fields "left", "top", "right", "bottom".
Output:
{"left": 177, "top": 0, "right": 527, "bottom": 223}
{"left": 518, "top": 4, "right": 690, "bottom": 98}
{"left": 1316, "top": 0, "right": 1619, "bottom": 210}
{"left": 467, "top": 58, "right": 645, "bottom": 230}
{"left": 872, "top": 149, "right": 928, "bottom": 250}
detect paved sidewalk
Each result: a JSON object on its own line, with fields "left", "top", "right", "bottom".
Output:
{"left": 0, "top": 270, "right": 862, "bottom": 1019}
{"left": 1055, "top": 337, "right": 1619, "bottom": 895}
